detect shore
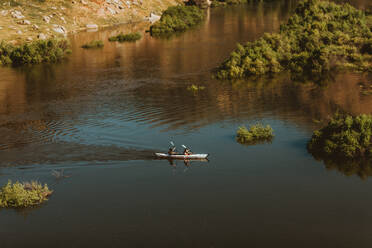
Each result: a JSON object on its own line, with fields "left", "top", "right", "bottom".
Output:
{"left": 0, "top": 0, "right": 181, "bottom": 44}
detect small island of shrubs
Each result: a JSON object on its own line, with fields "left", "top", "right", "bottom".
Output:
{"left": 81, "top": 40, "right": 104, "bottom": 49}
{"left": 236, "top": 124, "right": 274, "bottom": 144}
{"left": 308, "top": 113, "right": 372, "bottom": 160}
{"left": 150, "top": 5, "right": 204, "bottom": 36}
{"left": 108, "top": 32, "right": 142, "bottom": 42}
{"left": 187, "top": 84, "right": 205, "bottom": 92}
{"left": 216, "top": 0, "right": 372, "bottom": 79}
{"left": 0, "top": 39, "right": 71, "bottom": 66}
{"left": 211, "top": 0, "right": 247, "bottom": 8}
{"left": 0, "top": 181, "right": 52, "bottom": 208}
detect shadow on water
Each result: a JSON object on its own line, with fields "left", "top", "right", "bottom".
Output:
{"left": 0, "top": 142, "right": 157, "bottom": 167}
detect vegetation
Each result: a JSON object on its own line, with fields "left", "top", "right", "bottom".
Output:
{"left": 211, "top": 0, "right": 247, "bottom": 7}
{"left": 108, "top": 32, "right": 142, "bottom": 42}
{"left": 81, "top": 40, "right": 104, "bottom": 49}
{"left": 0, "top": 181, "right": 52, "bottom": 208}
{"left": 236, "top": 124, "right": 274, "bottom": 144}
{"left": 308, "top": 113, "right": 372, "bottom": 160}
{"left": 0, "top": 39, "right": 70, "bottom": 66}
{"left": 150, "top": 5, "right": 204, "bottom": 36}
{"left": 187, "top": 84, "right": 205, "bottom": 92}
{"left": 216, "top": 0, "right": 372, "bottom": 80}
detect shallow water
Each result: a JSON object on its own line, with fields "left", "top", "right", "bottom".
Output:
{"left": 1, "top": 1, "right": 372, "bottom": 247}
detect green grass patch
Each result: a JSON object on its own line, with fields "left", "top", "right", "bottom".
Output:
{"left": 150, "top": 5, "right": 204, "bottom": 36}
{"left": 236, "top": 124, "right": 274, "bottom": 144}
{"left": 216, "top": 0, "right": 372, "bottom": 80}
{"left": 187, "top": 84, "right": 205, "bottom": 92}
{"left": 308, "top": 113, "right": 372, "bottom": 159}
{"left": 0, "top": 181, "right": 52, "bottom": 208}
{"left": 108, "top": 32, "right": 142, "bottom": 42}
{"left": 0, "top": 39, "right": 71, "bottom": 66}
{"left": 81, "top": 40, "right": 104, "bottom": 49}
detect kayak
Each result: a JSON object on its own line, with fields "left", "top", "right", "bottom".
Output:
{"left": 155, "top": 153, "right": 209, "bottom": 159}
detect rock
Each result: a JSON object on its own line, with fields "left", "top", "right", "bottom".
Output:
{"left": 148, "top": 13, "right": 160, "bottom": 23}
{"left": 52, "top": 25, "right": 67, "bottom": 34}
{"left": 81, "top": 0, "right": 87, "bottom": 4}
{"left": 107, "top": 7, "right": 116, "bottom": 15}
{"left": 16, "top": 30, "right": 22, "bottom": 34}
{"left": 11, "top": 10, "right": 25, "bottom": 19}
{"left": 27, "top": 37, "right": 33, "bottom": 41}
{"left": 86, "top": 23, "right": 98, "bottom": 29}
{"left": 17, "top": 19, "right": 31, "bottom": 25}
{"left": 43, "top": 16, "right": 50, "bottom": 23}
{"left": 32, "top": 24, "right": 39, "bottom": 30}
{"left": 37, "top": 33, "right": 47, "bottom": 40}
{"left": 60, "top": 16, "right": 66, "bottom": 24}
{"left": 0, "top": 10, "right": 8, "bottom": 16}
{"left": 51, "top": 6, "right": 57, "bottom": 10}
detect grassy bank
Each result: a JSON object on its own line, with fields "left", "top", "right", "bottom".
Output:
{"left": 150, "top": 5, "right": 204, "bottom": 36}
{"left": 0, "top": 0, "right": 180, "bottom": 43}
{"left": 0, "top": 181, "right": 52, "bottom": 208}
{"left": 0, "top": 39, "right": 70, "bottom": 65}
{"left": 216, "top": 0, "right": 372, "bottom": 80}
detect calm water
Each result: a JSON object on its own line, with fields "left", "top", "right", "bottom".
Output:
{"left": 1, "top": 1, "right": 372, "bottom": 247}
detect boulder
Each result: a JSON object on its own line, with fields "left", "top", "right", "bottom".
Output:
{"left": 0, "top": 10, "right": 8, "bottom": 16}
{"left": 11, "top": 10, "right": 25, "bottom": 19}
{"left": 148, "top": 13, "right": 160, "bottom": 23}
{"left": 52, "top": 25, "right": 67, "bottom": 34}
{"left": 107, "top": 7, "right": 116, "bottom": 15}
{"left": 17, "top": 19, "right": 31, "bottom": 25}
{"left": 37, "top": 33, "right": 47, "bottom": 40}
{"left": 43, "top": 16, "right": 50, "bottom": 23}
{"left": 32, "top": 24, "right": 39, "bottom": 30}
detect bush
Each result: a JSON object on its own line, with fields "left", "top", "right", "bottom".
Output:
{"left": 0, "top": 181, "right": 52, "bottom": 208}
{"left": 150, "top": 5, "right": 204, "bottom": 35}
{"left": 308, "top": 113, "right": 372, "bottom": 159}
{"left": 236, "top": 124, "right": 274, "bottom": 144}
{"left": 0, "top": 39, "right": 70, "bottom": 66}
{"left": 216, "top": 0, "right": 372, "bottom": 79}
{"left": 211, "top": 0, "right": 247, "bottom": 7}
{"left": 81, "top": 40, "right": 104, "bottom": 49}
{"left": 187, "top": 84, "right": 205, "bottom": 92}
{"left": 108, "top": 32, "right": 142, "bottom": 42}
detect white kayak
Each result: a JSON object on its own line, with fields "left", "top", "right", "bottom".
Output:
{"left": 155, "top": 153, "right": 209, "bottom": 159}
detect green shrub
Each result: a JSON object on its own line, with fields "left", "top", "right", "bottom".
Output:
{"left": 108, "top": 32, "right": 142, "bottom": 42}
{"left": 0, "top": 181, "right": 52, "bottom": 208}
{"left": 216, "top": 0, "right": 372, "bottom": 79}
{"left": 0, "top": 39, "right": 70, "bottom": 66}
{"left": 81, "top": 40, "right": 104, "bottom": 49}
{"left": 187, "top": 84, "right": 205, "bottom": 92}
{"left": 211, "top": 0, "right": 247, "bottom": 7}
{"left": 236, "top": 124, "right": 274, "bottom": 144}
{"left": 150, "top": 5, "right": 204, "bottom": 35}
{"left": 308, "top": 113, "right": 372, "bottom": 159}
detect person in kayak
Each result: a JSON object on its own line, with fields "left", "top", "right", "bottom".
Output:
{"left": 168, "top": 142, "right": 177, "bottom": 155}
{"left": 183, "top": 147, "right": 192, "bottom": 155}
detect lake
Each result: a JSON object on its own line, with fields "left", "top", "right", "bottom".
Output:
{"left": 1, "top": 1, "right": 372, "bottom": 247}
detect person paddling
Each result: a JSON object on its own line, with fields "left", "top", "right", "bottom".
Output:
{"left": 168, "top": 141, "right": 176, "bottom": 155}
